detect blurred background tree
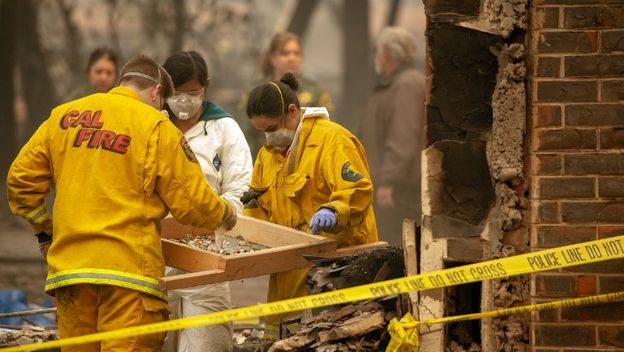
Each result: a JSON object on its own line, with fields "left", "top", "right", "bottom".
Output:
{"left": 0, "top": 0, "right": 17, "bottom": 219}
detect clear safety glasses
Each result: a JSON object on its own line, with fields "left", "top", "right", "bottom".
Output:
{"left": 169, "top": 89, "right": 204, "bottom": 102}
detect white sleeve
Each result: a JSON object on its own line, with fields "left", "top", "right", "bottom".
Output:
{"left": 218, "top": 118, "right": 253, "bottom": 214}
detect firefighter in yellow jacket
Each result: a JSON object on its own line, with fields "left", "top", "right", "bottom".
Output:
{"left": 241, "top": 73, "right": 378, "bottom": 335}
{"left": 6, "top": 55, "right": 236, "bottom": 352}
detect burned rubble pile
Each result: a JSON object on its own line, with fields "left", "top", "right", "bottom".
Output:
{"left": 233, "top": 327, "right": 274, "bottom": 352}
{"left": 269, "top": 247, "right": 405, "bottom": 352}
{"left": 271, "top": 300, "right": 391, "bottom": 352}
{"left": 0, "top": 326, "right": 57, "bottom": 349}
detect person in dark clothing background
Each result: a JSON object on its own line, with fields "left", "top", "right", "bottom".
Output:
{"left": 359, "top": 27, "right": 425, "bottom": 246}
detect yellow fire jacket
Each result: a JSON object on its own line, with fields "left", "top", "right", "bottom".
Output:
{"left": 244, "top": 109, "right": 378, "bottom": 308}
{"left": 7, "top": 86, "right": 231, "bottom": 301}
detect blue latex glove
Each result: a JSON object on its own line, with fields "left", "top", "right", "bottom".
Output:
{"left": 310, "top": 208, "right": 337, "bottom": 235}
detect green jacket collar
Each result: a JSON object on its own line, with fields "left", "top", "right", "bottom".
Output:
{"left": 199, "top": 101, "right": 231, "bottom": 121}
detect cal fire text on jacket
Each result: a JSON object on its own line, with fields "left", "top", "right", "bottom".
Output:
{"left": 60, "top": 110, "right": 132, "bottom": 154}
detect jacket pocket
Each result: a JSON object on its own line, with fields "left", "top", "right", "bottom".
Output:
{"left": 135, "top": 295, "right": 169, "bottom": 349}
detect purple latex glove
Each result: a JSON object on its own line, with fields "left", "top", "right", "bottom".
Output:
{"left": 310, "top": 208, "right": 337, "bottom": 235}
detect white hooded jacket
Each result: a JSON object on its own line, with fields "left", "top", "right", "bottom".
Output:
{"left": 164, "top": 102, "right": 251, "bottom": 352}
{"left": 184, "top": 102, "right": 253, "bottom": 213}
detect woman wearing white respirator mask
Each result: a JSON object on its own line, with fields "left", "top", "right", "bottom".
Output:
{"left": 241, "top": 73, "right": 378, "bottom": 338}
{"left": 238, "top": 32, "right": 334, "bottom": 160}
{"left": 167, "top": 89, "right": 203, "bottom": 121}
{"left": 161, "top": 51, "right": 252, "bottom": 352}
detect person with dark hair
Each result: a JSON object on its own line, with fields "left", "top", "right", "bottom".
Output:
{"left": 162, "top": 51, "right": 251, "bottom": 352}
{"left": 239, "top": 32, "right": 333, "bottom": 159}
{"left": 241, "top": 73, "right": 378, "bottom": 337}
{"left": 7, "top": 54, "right": 237, "bottom": 352}
{"left": 66, "top": 47, "right": 118, "bottom": 101}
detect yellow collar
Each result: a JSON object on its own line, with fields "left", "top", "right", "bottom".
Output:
{"left": 109, "top": 86, "right": 142, "bottom": 102}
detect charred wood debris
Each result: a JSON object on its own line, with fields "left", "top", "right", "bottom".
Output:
{"left": 234, "top": 247, "right": 407, "bottom": 352}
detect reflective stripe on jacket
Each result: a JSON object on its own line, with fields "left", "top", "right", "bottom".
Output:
{"left": 7, "top": 86, "right": 230, "bottom": 300}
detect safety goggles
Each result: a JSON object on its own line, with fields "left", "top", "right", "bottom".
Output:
{"left": 171, "top": 89, "right": 204, "bottom": 99}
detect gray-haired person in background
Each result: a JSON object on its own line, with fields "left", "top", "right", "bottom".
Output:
{"left": 359, "top": 27, "right": 425, "bottom": 246}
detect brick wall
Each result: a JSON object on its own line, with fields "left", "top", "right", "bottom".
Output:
{"left": 530, "top": 0, "right": 624, "bottom": 350}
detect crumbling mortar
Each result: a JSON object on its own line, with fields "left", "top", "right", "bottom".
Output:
{"left": 493, "top": 276, "right": 530, "bottom": 308}
{"left": 497, "top": 184, "right": 525, "bottom": 233}
{"left": 486, "top": 0, "right": 528, "bottom": 38}
{"left": 458, "top": 0, "right": 528, "bottom": 38}
{"left": 492, "top": 316, "right": 529, "bottom": 352}
{"left": 487, "top": 41, "right": 529, "bottom": 352}
{"left": 490, "top": 43, "right": 526, "bottom": 185}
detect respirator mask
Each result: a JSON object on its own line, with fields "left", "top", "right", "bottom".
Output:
{"left": 264, "top": 82, "right": 296, "bottom": 148}
{"left": 166, "top": 89, "right": 203, "bottom": 120}
{"left": 265, "top": 127, "right": 296, "bottom": 148}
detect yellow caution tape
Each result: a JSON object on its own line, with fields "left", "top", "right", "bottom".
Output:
{"left": 387, "top": 312, "right": 421, "bottom": 352}
{"left": 2, "top": 235, "right": 624, "bottom": 351}
{"left": 386, "top": 291, "right": 624, "bottom": 352}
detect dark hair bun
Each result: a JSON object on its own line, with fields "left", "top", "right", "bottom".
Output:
{"left": 247, "top": 73, "right": 301, "bottom": 118}
{"left": 279, "top": 72, "right": 299, "bottom": 92}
